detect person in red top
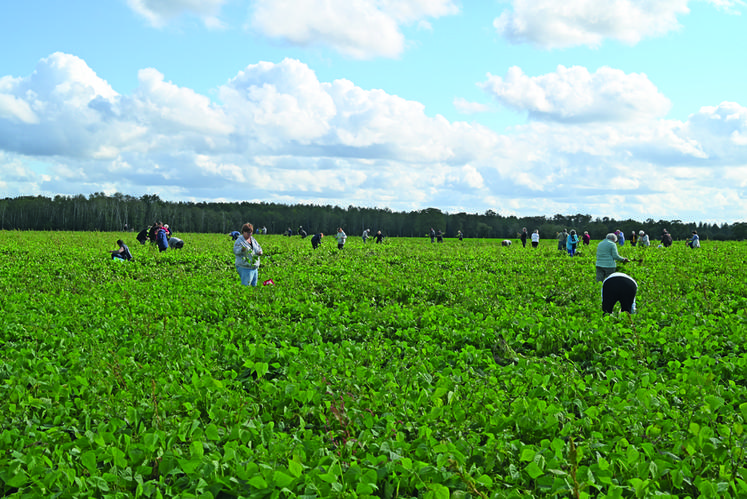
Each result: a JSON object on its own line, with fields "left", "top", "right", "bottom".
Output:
{"left": 582, "top": 231, "right": 591, "bottom": 246}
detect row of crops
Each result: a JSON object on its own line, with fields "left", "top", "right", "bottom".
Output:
{"left": 1, "top": 231, "right": 746, "bottom": 498}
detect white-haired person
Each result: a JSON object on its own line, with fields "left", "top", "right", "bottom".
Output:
{"left": 595, "top": 233, "right": 629, "bottom": 282}
{"left": 638, "top": 230, "right": 650, "bottom": 247}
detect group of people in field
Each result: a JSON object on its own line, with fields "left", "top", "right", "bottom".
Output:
{"left": 115, "top": 220, "right": 703, "bottom": 316}
{"left": 112, "top": 221, "right": 185, "bottom": 261}
{"left": 594, "top": 228, "right": 701, "bottom": 315}
{"left": 232, "top": 224, "right": 387, "bottom": 286}
{"left": 134, "top": 221, "right": 184, "bottom": 252}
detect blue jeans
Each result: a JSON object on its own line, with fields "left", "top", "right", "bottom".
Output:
{"left": 236, "top": 266, "right": 258, "bottom": 287}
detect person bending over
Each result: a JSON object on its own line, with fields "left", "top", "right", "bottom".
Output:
{"left": 602, "top": 272, "right": 637, "bottom": 314}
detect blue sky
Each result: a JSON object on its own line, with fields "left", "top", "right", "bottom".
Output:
{"left": 1, "top": 0, "right": 746, "bottom": 223}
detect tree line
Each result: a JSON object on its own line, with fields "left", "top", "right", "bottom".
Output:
{"left": 1, "top": 193, "right": 745, "bottom": 241}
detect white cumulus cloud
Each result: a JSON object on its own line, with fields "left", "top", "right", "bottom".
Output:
{"left": 248, "top": 0, "right": 459, "bottom": 59}
{"left": 3, "top": 53, "right": 747, "bottom": 222}
{"left": 493, "top": 0, "right": 690, "bottom": 48}
{"left": 479, "top": 65, "right": 671, "bottom": 123}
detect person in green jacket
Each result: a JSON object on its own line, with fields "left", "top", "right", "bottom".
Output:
{"left": 595, "top": 233, "right": 629, "bottom": 282}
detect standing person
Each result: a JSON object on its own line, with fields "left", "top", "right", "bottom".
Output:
{"left": 582, "top": 231, "right": 591, "bottom": 246}
{"left": 566, "top": 230, "right": 579, "bottom": 256}
{"left": 156, "top": 224, "right": 169, "bottom": 252}
{"left": 602, "top": 272, "right": 638, "bottom": 314}
{"left": 311, "top": 232, "right": 323, "bottom": 249}
{"left": 596, "top": 233, "right": 630, "bottom": 282}
{"left": 436, "top": 230, "right": 444, "bottom": 243}
{"left": 661, "top": 229, "right": 673, "bottom": 247}
{"left": 639, "top": 230, "right": 650, "bottom": 247}
{"left": 362, "top": 228, "right": 370, "bottom": 243}
{"left": 520, "top": 228, "right": 528, "bottom": 247}
{"left": 629, "top": 231, "right": 637, "bottom": 247}
{"left": 557, "top": 230, "right": 567, "bottom": 251}
{"left": 233, "top": 223, "right": 263, "bottom": 287}
{"left": 110, "top": 239, "right": 133, "bottom": 261}
{"left": 531, "top": 229, "right": 540, "bottom": 248}
{"left": 429, "top": 228, "right": 436, "bottom": 243}
{"left": 615, "top": 230, "right": 625, "bottom": 246}
{"left": 336, "top": 228, "right": 347, "bottom": 250}
{"left": 286, "top": 228, "right": 292, "bottom": 237}
{"left": 457, "top": 230, "right": 464, "bottom": 241}
{"left": 375, "top": 230, "right": 384, "bottom": 244}
{"left": 687, "top": 230, "right": 700, "bottom": 248}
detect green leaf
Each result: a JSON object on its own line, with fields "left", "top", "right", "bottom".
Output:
{"left": 273, "top": 470, "right": 294, "bottom": 488}
{"left": 82, "top": 450, "right": 98, "bottom": 473}
{"left": 520, "top": 447, "right": 536, "bottom": 462}
{"left": 476, "top": 474, "right": 493, "bottom": 487}
{"left": 525, "top": 461, "right": 543, "bottom": 479}
{"left": 205, "top": 424, "right": 220, "bottom": 441}
{"left": 191, "top": 440, "right": 204, "bottom": 459}
{"left": 248, "top": 475, "right": 268, "bottom": 489}
{"left": 425, "top": 483, "right": 450, "bottom": 499}
{"left": 288, "top": 458, "right": 303, "bottom": 478}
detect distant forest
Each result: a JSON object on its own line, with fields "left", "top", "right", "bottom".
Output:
{"left": 2, "top": 193, "right": 745, "bottom": 241}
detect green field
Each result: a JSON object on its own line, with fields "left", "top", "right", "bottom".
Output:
{"left": 1, "top": 232, "right": 746, "bottom": 498}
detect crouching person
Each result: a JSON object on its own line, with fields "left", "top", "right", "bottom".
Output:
{"left": 110, "top": 239, "right": 133, "bottom": 261}
{"left": 601, "top": 272, "right": 637, "bottom": 314}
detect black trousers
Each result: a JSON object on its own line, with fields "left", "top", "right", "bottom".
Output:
{"left": 602, "top": 275, "right": 637, "bottom": 314}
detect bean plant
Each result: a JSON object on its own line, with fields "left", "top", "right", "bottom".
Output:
{"left": 1, "top": 231, "right": 746, "bottom": 498}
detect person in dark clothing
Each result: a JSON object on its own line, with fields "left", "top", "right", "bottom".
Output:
{"left": 429, "top": 228, "right": 436, "bottom": 243}
{"left": 436, "top": 230, "right": 444, "bottom": 243}
{"left": 136, "top": 228, "right": 148, "bottom": 245}
{"left": 661, "top": 229, "right": 673, "bottom": 247}
{"left": 601, "top": 272, "right": 638, "bottom": 314}
{"left": 520, "top": 228, "right": 528, "bottom": 247}
{"left": 230, "top": 231, "right": 241, "bottom": 240}
{"left": 457, "top": 230, "right": 464, "bottom": 241}
{"left": 110, "top": 239, "right": 133, "bottom": 261}
{"left": 375, "top": 231, "right": 384, "bottom": 243}
{"left": 299, "top": 226, "right": 307, "bottom": 238}
{"left": 148, "top": 223, "right": 161, "bottom": 243}
{"left": 311, "top": 233, "right": 323, "bottom": 249}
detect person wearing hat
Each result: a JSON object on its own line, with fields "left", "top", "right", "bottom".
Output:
{"left": 595, "top": 233, "right": 629, "bottom": 282}
{"left": 602, "top": 272, "right": 638, "bottom": 314}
